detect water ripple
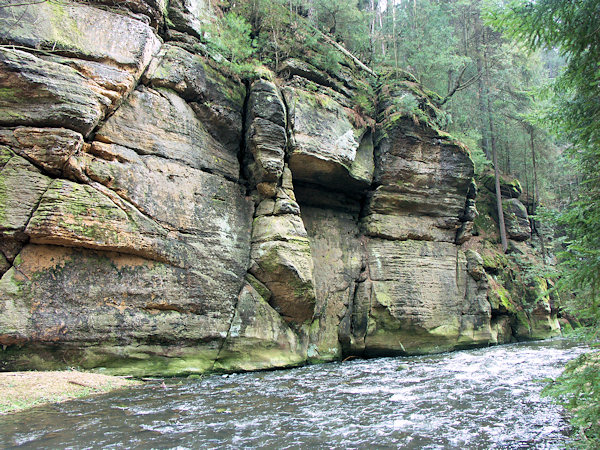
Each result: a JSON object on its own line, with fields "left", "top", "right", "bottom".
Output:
{"left": 0, "top": 339, "right": 588, "bottom": 449}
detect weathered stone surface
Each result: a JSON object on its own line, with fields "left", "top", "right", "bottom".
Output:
{"left": 167, "top": 0, "right": 214, "bottom": 38}
{"left": 355, "top": 239, "right": 493, "bottom": 355}
{"left": 481, "top": 172, "right": 522, "bottom": 199}
{"left": 213, "top": 283, "right": 306, "bottom": 372}
{"left": 512, "top": 276, "right": 561, "bottom": 340}
{"left": 82, "top": 142, "right": 251, "bottom": 237}
{"left": 250, "top": 238, "right": 316, "bottom": 324}
{"left": 528, "top": 306, "right": 561, "bottom": 340}
{"left": 491, "top": 315, "right": 513, "bottom": 344}
{"left": 45, "top": 56, "right": 139, "bottom": 114}
{"left": 503, "top": 198, "right": 531, "bottom": 241}
{"left": 284, "top": 87, "right": 373, "bottom": 192}
{"left": 0, "top": 235, "right": 24, "bottom": 263}
{"left": 70, "top": 143, "right": 254, "bottom": 297}
{"left": 24, "top": 179, "right": 174, "bottom": 263}
{"left": 0, "top": 251, "right": 9, "bottom": 276}
{"left": 244, "top": 80, "right": 287, "bottom": 189}
{"left": 0, "top": 3, "right": 563, "bottom": 376}
{"left": 300, "top": 202, "right": 364, "bottom": 361}
{"left": 95, "top": 87, "right": 240, "bottom": 179}
{"left": 0, "top": 49, "right": 111, "bottom": 136}
{"left": 514, "top": 308, "right": 561, "bottom": 341}
{"left": 278, "top": 58, "right": 355, "bottom": 99}
{"left": 469, "top": 185, "right": 562, "bottom": 344}
{"left": 144, "top": 44, "right": 245, "bottom": 151}
{"left": 362, "top": 212, "right": 459, "bottom": 242}
{"left": 279, "top": 59, "right": 335, "bottom": 91}
{"left": 274, "top": 190, "right": 301, "bottom": 216}
{"left": 0, "top": 245, "right": 233, "bottom": 376}
{"left": 0, "top": 1, "right": 160, "bottom": 77}
{"left": 0, "top": 127, "right": 83, "bottom": 176}
{"left": 86, "top": 0, "right": 167, "bottom": 28}
{"left": 251, "top": 214, "right": 308, "bottom": 243}
{"left": 247, "top": 149, "right": 317, "bottom": 325}
{"left": 0, "top": 145, "right": 12, "bottom": 170}
{"left": 0, "top": 133, "right": 253, "bottom": 374}
{"left": 0, "top": 107, "right": 254, "bottom": 375}
{"left": 0, "top": 154, "right": 53, "bottom": 234}
{"left": 465, "top": 249, "right": 486, "bottom": 282}
{"left": 364, "top": 117, "right": 474, "bottom": 242}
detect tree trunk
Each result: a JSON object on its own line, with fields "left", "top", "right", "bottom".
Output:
{"left": 529, "top": 127, "right": 546, "bottom": 262}
{"left": 379, "top": 4, "right": 385, "bottom": 56}
{"left": 529, "top": 128, "right": 538, "bottom": 214}
{"left": 491, "top": 127, "right": 508, "bottom": 253}
{"left": 370, "top": 0, "right": 376, "bottom": 66}
{"left": 477, "top": 56, "right": 491, "bottom": 159}
{"left": 392, "top": 2, "right": 398, "bottom": 75}
{"left": 523, "top": 145, "right": 529, "bottom": 213}
{"left": 483, "top": 30, "right": 508, "bottom": 253}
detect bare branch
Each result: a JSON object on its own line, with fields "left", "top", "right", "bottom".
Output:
{"left": 437, "top": 65, "right": 481, "bottom": 106}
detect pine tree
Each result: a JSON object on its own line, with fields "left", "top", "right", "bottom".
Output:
{"left": 490, "top": 1, "right": 600, "bottom": 445}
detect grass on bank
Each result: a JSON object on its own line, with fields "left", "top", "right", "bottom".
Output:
{"left": 0, "top": 371, "right": 142, "bottom": 414}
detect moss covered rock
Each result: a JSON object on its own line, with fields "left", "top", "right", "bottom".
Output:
{"left": 503, "top": 198, "right": 532, "bottom": 241}
{"left": 480, "top": 171, "right": 523, "bottom": 199}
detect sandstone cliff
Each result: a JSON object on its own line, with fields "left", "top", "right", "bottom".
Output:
{"left": 0, "top": 0, "right": 560, "bottom": 375}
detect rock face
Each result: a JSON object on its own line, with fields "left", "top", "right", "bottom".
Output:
{"left": 472, "top": 172, "right": 560, "bottom": 342}
{"left": 0, "top": 0, "right": 559, "bottom": 375}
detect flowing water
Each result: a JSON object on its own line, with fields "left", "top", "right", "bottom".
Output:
{"left": 0, "top": 339, "right": 588, "bottom": 449}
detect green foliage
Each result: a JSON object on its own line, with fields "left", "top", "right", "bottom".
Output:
{"left": 354, "top": 92, "right": 375, "bottom": 117}
{"left": 312, "top": 0, "right": 369, "bottom": 49}
{"left": 385, "top": 0, "right": 466, "bottom": 89}
{"left": 489, "top": 0, "right": 600, "bottom": 445}
{"left": 489, "top": 0, "right": 600, "bottom": 327}
{"left": 542, "top": 351, "right": 600, "bottom": 448}
{"left": 205, "top": 11, "right": 256, "bottom": 75}
{"left": 470, "top": 145, "right": 492, "bottom": 175}
{"left": 312, "top": 45, "right": 344, "bottom": 74}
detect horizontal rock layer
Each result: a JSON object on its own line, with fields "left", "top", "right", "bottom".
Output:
{"left": 0, "top": 0, "right": 560, "bottom": 375}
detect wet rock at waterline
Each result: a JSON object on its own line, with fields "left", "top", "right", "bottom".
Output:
{"left": 0, "top": 0, "right": 560, "bottom": 375}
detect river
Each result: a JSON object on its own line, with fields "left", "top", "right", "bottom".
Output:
{"left": 0, "top": 339, "right": 588, "bottom": 449}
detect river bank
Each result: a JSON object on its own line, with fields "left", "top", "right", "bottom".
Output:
{"left": 0, "top": 371, "right": 141, "bottom": 414}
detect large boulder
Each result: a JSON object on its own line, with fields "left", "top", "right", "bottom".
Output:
{"left": 95, "top": 87, "right": 240, "bottom": 180}
{"left": 167, "top": 0, "right": 215, "bottom": 38}
{"left": 244, "top": 80, "right": 288, "bottom": 193}
{"left": 143, "top": 44, "right": 246, "bottom": 152}
{"left": 0, "top": 128, "right": 83, "bottom": 176}
{"left": 363, "top": 116, "right": 474, "bottom": 243}
{"left": 283, "top": 86, "right": 374, "bottom": 193}
{"left": 351, "top": 239, "right": 492, "bottom": 355}
{"left": 249, "top": 202, "right": 317, "bottom": 324}
{"left": 503, "top": 198, "right": 531, "bottom": 241}
{"left": 213, "top": 283, "right": 307, "bottom": 372}
{"left": 0, "top": 152, "right": 53, "bottom": 236}
{"left": 0, "top": 0, "right": 160, "bottom": 77}
{"left": 0, "top": 49, "right": 113, "bottom": 136}
{"left": 481, "top": 172, "right": 523, "bottom": 199}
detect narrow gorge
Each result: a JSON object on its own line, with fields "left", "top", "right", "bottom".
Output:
{"left": 0, "top": 0, "right": 561, "bottom": 376}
